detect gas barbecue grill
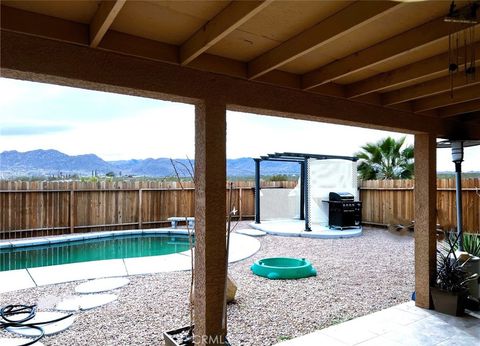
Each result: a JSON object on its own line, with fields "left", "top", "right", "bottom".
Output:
{"left": 324, "top": 192, "right": 362, "bottom": 230}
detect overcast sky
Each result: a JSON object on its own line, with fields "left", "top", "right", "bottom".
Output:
{"left": 0, "top": 78, "right": 478, "bottom": 172}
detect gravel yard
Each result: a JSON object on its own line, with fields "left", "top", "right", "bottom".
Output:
{"left": 0, "top": 224, "right": 414, "bottom": 345}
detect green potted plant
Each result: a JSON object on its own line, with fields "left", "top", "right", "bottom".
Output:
{"left": 448, "top": 231, "right": 480, "bottom": 302}
{"left": 431, "top": 232, "right": 478, "bottom": 316}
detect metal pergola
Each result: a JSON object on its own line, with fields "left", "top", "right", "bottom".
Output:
{"left": 254, "top": 152, "right": 358, "bottom": 231}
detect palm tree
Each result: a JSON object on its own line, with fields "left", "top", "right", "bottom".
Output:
{"left": 355, "top": 136, "right": 414, "bottom": 180}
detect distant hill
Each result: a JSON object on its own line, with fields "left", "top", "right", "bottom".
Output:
{"left": 0, "top": 149, "right": 299, "bottom": 178}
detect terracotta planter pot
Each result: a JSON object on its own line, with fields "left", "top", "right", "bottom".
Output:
{"left": 431, "top": 287, "right": 468, "bottom": 316}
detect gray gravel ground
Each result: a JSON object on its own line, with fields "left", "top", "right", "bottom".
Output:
{"left": 0, "top": 224, "right": 414, "bottom": 345}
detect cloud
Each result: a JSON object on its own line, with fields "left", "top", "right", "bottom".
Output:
{"left": 1, "top": 125, "right": 71, "bottom": 136}
{"left": 1, "top": 78, "right": 478, "bottom": 172}
{"left": 0, "top": 78, "right": 66, "bottom": 108}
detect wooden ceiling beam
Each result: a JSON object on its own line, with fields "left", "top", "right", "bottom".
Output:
{"left": 1, "top": 5, "right": 178, "bottom": 64}
{"left": 449, "top": 111, "right": 480, "bottom": 123}
{"left": 4, "top": 29, "right": 474, "bottom": 138}
{"left": 382, "top": 73, "right": 480, "bottom": 106}
{"left": 438, "top": 100, "right": 480, "bottom": 117}
{"left": 90, "top": 0, "right": 126, "bottom": 48}
{"left": 346, "top": 42, "right": 480, "bottom": 98}
{"left": 302, "top": 15, "right": 471, "bottom": 90}
{"left": 0, "top": 5, "right": 89, "bottom": 44}
{"left": 248, "top": 1, "right": 401, "bottom": 79}
{"left": 0, "top": 5, "right": 308, "bottom": 92}
{"left": 2, "top": 5, "right": 479, "bottom": 137}
{"left": 413, "top": 84, "right": 480, "bottom": 112}
{"left": 180, "top": 0, "right": 272, "bottom": 65}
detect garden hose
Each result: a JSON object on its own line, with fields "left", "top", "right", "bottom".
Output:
{"left": 0, "top": 304, "right": 73, "bottom": 346}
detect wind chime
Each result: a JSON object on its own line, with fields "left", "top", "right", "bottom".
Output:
{"left": 445, "top": 1, "right": 478, "bottom": 97}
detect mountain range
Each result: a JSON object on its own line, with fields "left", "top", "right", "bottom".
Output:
{"left": 0, "top": 149, "right": 300, "bottom": 178}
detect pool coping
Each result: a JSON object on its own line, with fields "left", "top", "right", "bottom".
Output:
{"left": 0, "top": 228, "right": 195, "bottom": 249}
{"left": 0, "top": 229, "right": 261, "bottom": 293}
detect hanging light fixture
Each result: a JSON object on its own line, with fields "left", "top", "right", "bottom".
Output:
{"left": 445, "top": 1, "right": 478, "bottom": 97}
{"left": 437, "top": 139, "right": 480, "bottom": 251}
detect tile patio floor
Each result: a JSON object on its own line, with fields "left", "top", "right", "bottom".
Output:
{"left": 275, "top": 301, "right": 479, "bottom": 346}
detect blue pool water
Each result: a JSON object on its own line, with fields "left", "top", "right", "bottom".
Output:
{"left": 0, "top": 234, "right": 192, "bottom": 272}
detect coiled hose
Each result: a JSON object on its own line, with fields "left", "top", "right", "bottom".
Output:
{"left": 0, "top": 304, "right": 73, "bottom": 346}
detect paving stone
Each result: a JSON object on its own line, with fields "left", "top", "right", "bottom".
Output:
{"left": 75, "top": 277, "right": 129, "bottom": 294}
{"left": 56, "top": 294, "right": 117, "bottom": 311}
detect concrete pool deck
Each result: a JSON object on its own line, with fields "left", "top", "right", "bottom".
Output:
{"left": 250, "top": 219, "right": 362, "bottom": 238}
{"left": 0, "top": 229, "right": 260, "bottom": 293}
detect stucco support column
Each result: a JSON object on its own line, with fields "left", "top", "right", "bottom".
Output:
{"left": 194, "top": 100, "right": 227, "bottom": 344}
{"left": 414, "top": 133, "right": 437, "bottom": 308}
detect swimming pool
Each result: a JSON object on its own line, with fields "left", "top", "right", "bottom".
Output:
{"left": 0, "top": 234, "right": 192, "bottom": 272}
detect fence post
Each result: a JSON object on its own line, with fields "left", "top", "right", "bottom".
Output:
{"left": 69, "top": 189, "right": 74, "bottom": 233}
{"left": 138, "top": 188, "right": 143, "bottom": 229}
{"left": 239, "top": 187, "right": 243, "bottom": 221}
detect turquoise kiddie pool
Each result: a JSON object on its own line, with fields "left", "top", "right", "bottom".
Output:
{"left": 251, "top": 257, "right": 316, "bottom": 279}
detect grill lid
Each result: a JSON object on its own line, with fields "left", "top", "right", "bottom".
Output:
{"left": 329, "top": 192, "right": 354, "bottom": 201}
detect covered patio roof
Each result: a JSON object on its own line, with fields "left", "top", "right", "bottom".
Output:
{"left": 1, "top": 0, "right": 480, "bottom": 136}
{"left": 1, "top": 1, "right": 478, "bottom": 344}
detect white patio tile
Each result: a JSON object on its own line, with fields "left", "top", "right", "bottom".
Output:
{"left": 391, "top": 301, "right": 435, "bottom": 318}
{"left": 365, "top": 305, "right": 427, "bottom": 326}
{"left": 338, "top": 313, "right": 400, "bottom": 336}
{"left": 319, "top": 319, "right": 379, "bottom": 345}
{"left": 437, "top": 333, "right": 480, "bottom": 346}
{"left": 0, "top": 269, "right": 36, "bottom": 293}
{"left": 273, "top": 300, "right": 479, "bottom": 346}
{"left": 381, "top": 325, "right": 447, "bottom": 346}
{"left": 275, "top": 331, "right": 347, "bottom": 346}
{"left": 356, "top": 335, "right": 404, "bottom": 346}
{"left": 28, "top": 259, "right": 127, "bottom": 286}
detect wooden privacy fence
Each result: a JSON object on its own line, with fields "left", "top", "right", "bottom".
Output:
{"left": 360, "top": 178, "right": 480, "bottom": 234}
{"left": 2, "top": 179, "right": 479, "bottom": 239}
{"left": 0, "top": 180, "right": 295, "bottom": 239}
